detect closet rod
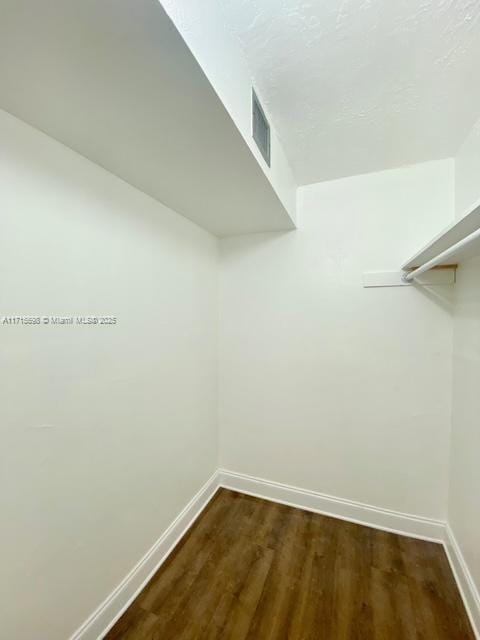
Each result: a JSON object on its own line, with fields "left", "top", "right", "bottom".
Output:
{"left": 402, "top": 226, "right": 480, "bottom": 282}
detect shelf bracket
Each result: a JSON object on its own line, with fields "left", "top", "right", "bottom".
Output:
{"left": 363, "top": 266, "right": 456, "bottom": 288}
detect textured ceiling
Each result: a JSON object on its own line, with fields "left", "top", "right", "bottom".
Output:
{"left": 219, "top": 0, "right": 480, "bottom": 185}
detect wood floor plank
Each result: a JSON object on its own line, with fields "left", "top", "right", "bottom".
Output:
{"left": 137, "top": 490, "right": 241, "bottom": 615}
{"left": 104, "top": 603, "right": 158, "bottom": 640}
{"left": 104, "top": 489, "right": 475, "bottom": 640}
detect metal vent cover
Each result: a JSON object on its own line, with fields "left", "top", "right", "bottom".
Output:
{"left": 252, "top": 89, "right": 270, "bottom": 167}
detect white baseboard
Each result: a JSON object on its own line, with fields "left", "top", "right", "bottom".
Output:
{"left": 218, "top": 469, "right": 445, "bottom": 542}
{"left": 218, "top": 469, "right": 480, "bottom": 639}
{"left": 68, "top": 471, "right": 220, "bottom": 640}
{"left": 444, "top": 525, "right": 480, "bottom": 640}
{"left": 68, "top": 467, "right": 480, "bottom": 640}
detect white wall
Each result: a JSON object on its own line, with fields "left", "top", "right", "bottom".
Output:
{"left": 219, "top": 160, "right": 454, "bottom": 520}
{"left": 448, "top": 117, "right": 480, "bottom": 600}
{"left": 455, "top": 117, "right": 480, "bottom": 217}
{"left": 0, "top": 110, "right": 218, "bottom": 640}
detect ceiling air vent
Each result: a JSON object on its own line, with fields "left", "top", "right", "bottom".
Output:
{"left": 252, "top": 89, "right": 270, "bottom": 167}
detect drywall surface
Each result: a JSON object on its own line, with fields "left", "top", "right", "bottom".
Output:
{"left": 448, "top": 119, "right": 480, "bottom": 600}
{"left": 219, "top": 160, "right": 454, "bottom": 520}
{"left": 0, "top": 110, "right": 218, "bottom": 640}
{"left": 160, "top": 0, "right": 297, "bottom": 222}
{"left": 455, "top": 116, "right": 480, "bottom": 216}
{"left": 449, "top": 256, "right": 480, "bottom": 601}
{"left": 218, "top": 0, "right": 480, "bottom": 186}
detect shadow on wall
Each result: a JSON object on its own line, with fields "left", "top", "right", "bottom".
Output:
{"left": 219, "top": 229, "right": 296, "bottom": 261}
{"left": 413, "top": 283, "right": 454, "bottom": 313}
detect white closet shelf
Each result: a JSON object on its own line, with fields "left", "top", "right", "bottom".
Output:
{"left": 402, "top": 198, "right": 480, "bottom": 272}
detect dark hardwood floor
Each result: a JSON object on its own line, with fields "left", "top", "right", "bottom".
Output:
{"left": 105, "top": 488, "right": 474, "bottom": 640}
